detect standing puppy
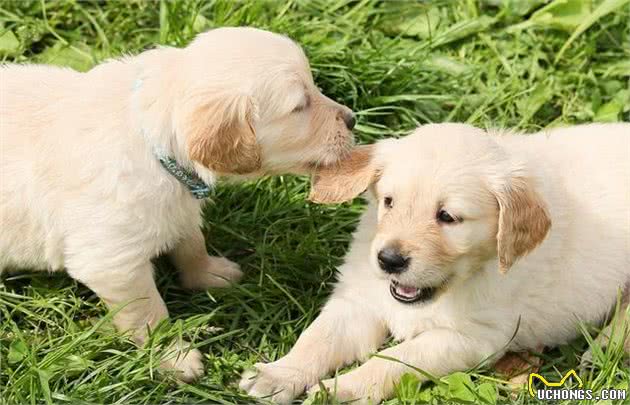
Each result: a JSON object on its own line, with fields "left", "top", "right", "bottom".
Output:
{"left": 0, "top": 27, "right": 355, "bottom": 381}
{"left": 240, "top": 123, "right": 630, "bottom": 403}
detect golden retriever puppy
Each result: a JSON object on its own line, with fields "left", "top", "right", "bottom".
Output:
{"left": 240, "top": 123, "right": 630, "bottom": 403}
{"left": 0, "top": 27, "right": 354, "bottom": 381}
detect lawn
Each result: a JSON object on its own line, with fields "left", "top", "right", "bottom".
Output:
{"left": 1, "top": 0, "right": 629, "bottom": 404}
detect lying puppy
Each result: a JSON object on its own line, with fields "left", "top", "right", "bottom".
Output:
{"left": 240, "top": 123, "right": 630, "bottom": 403}
{"left": 0, "top": 27, "right": 355, "bottom": 381}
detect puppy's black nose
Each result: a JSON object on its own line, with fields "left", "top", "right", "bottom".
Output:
{"left": 377, "top": 247, "right": 409, "bottom": 274}
{"left": 343, "top": 113, "right": 356, "bottom": 130}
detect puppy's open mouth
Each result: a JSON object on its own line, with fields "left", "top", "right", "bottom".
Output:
{"left": 390, "top": 280, "right": 438, "bottom": 304}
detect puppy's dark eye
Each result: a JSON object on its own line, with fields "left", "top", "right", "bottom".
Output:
{"left": 383, "top": 196, "right": 393, "bottom": 209}
{"left": 437, "top": 209, "right": 458, "bottom": 224}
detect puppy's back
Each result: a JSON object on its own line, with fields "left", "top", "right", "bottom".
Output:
{"left": 1, "top": 65, "right": 85, "bottom": 150}
{"left": 499, "top": 124, "right": 629, "bottom": 219}
{"left": 533, "top": 124, "right": 629, "bottom": 218}
{"left": 1, "top": 64, "right": 81, "bottom": 108}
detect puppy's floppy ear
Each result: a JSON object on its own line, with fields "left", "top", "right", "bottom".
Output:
{"left": 183, "top": 92, "right": 261, "bottom": 174}
{"left": 493, "top": 174, "right": 551, "bottom": 273}
{"left": 309, "top": 145, "right": 379, "bottom": 204}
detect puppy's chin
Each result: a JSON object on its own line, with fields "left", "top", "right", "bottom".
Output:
{"left": 209, "top": 143, "right": 353, "bottom": 180}
{"left": 215, "top": 161, "right": 321, "bottom": 180}
{"left": 302, "top": 145, "right": 355, "bottom": 173}
{"left": 260, "top": 149, "right": 351, "bottom": 177}
{"left": 206, "top": 162, "right": 311, "bottom": 181}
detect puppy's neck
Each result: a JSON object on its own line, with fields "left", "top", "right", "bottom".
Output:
{"left": 130, "top": 50, "right": 216, "bottom": 196}
{"left": 131, "top": 50, "right": 183, "bottom": 159}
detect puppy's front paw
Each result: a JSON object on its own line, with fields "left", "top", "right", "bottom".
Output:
{"left": 160, "top": 341, "right": 204, "bottom": 382}
{"left": 181, "top": 256, "right": 243, "bottom": 290}
{"left": 308, "top": 373, "right": 381, "bottom": 405}
{"left": 239, "top": 361, "right": 309, "bottom": 404}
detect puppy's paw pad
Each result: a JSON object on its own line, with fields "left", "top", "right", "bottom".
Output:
{"left": 160, "top": 344, "right": 204, "bottom": 382}
{"left": 239, "top": 362, "right": 307, "bottom": 404}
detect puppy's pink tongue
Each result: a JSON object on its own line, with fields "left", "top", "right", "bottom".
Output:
{"left": 398, "top": 285, "right": 419, "bottom": 297}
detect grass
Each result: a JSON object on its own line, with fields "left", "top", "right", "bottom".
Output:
{"left": 1, "top": 0, "right": 629, "bottom": 404}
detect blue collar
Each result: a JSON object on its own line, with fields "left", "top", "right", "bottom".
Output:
{"left": 157, "top": 155, "right": 211, "bottom": 199}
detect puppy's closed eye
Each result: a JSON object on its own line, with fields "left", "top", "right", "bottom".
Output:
{"left": 292, "top": 95, "right": 311, "bottom": 113}
{"left": 292, "top": 104, "right": 306, "bottom": 113}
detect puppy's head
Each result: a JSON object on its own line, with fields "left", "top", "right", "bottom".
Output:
{"left": 310, "top": 124, "right": 551, "bottom": 304}
{"left": 169, "top": 27, "right": 354, "bottom": 176}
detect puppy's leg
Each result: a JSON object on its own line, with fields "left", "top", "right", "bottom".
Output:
{"left": 170, "top": 227, "right": 242, "bottom": 290}
{"left": 239, "top": 296, "right": 387, "bottom": 404}
{"left": 67, "top": 259, "right": 203, "bottom": 382}
{"left": 310, "top": 329, "right": 497, "bottom": 404}
{"left": 581, "top": 283, "right": 630, "bottom": 367}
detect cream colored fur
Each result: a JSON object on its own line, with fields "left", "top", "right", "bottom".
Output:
{"left": 240, "top": 123, "right": 630, "bottom": 403}
{"left": 0, "top": 27, "right": 354, "bottom": 381}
